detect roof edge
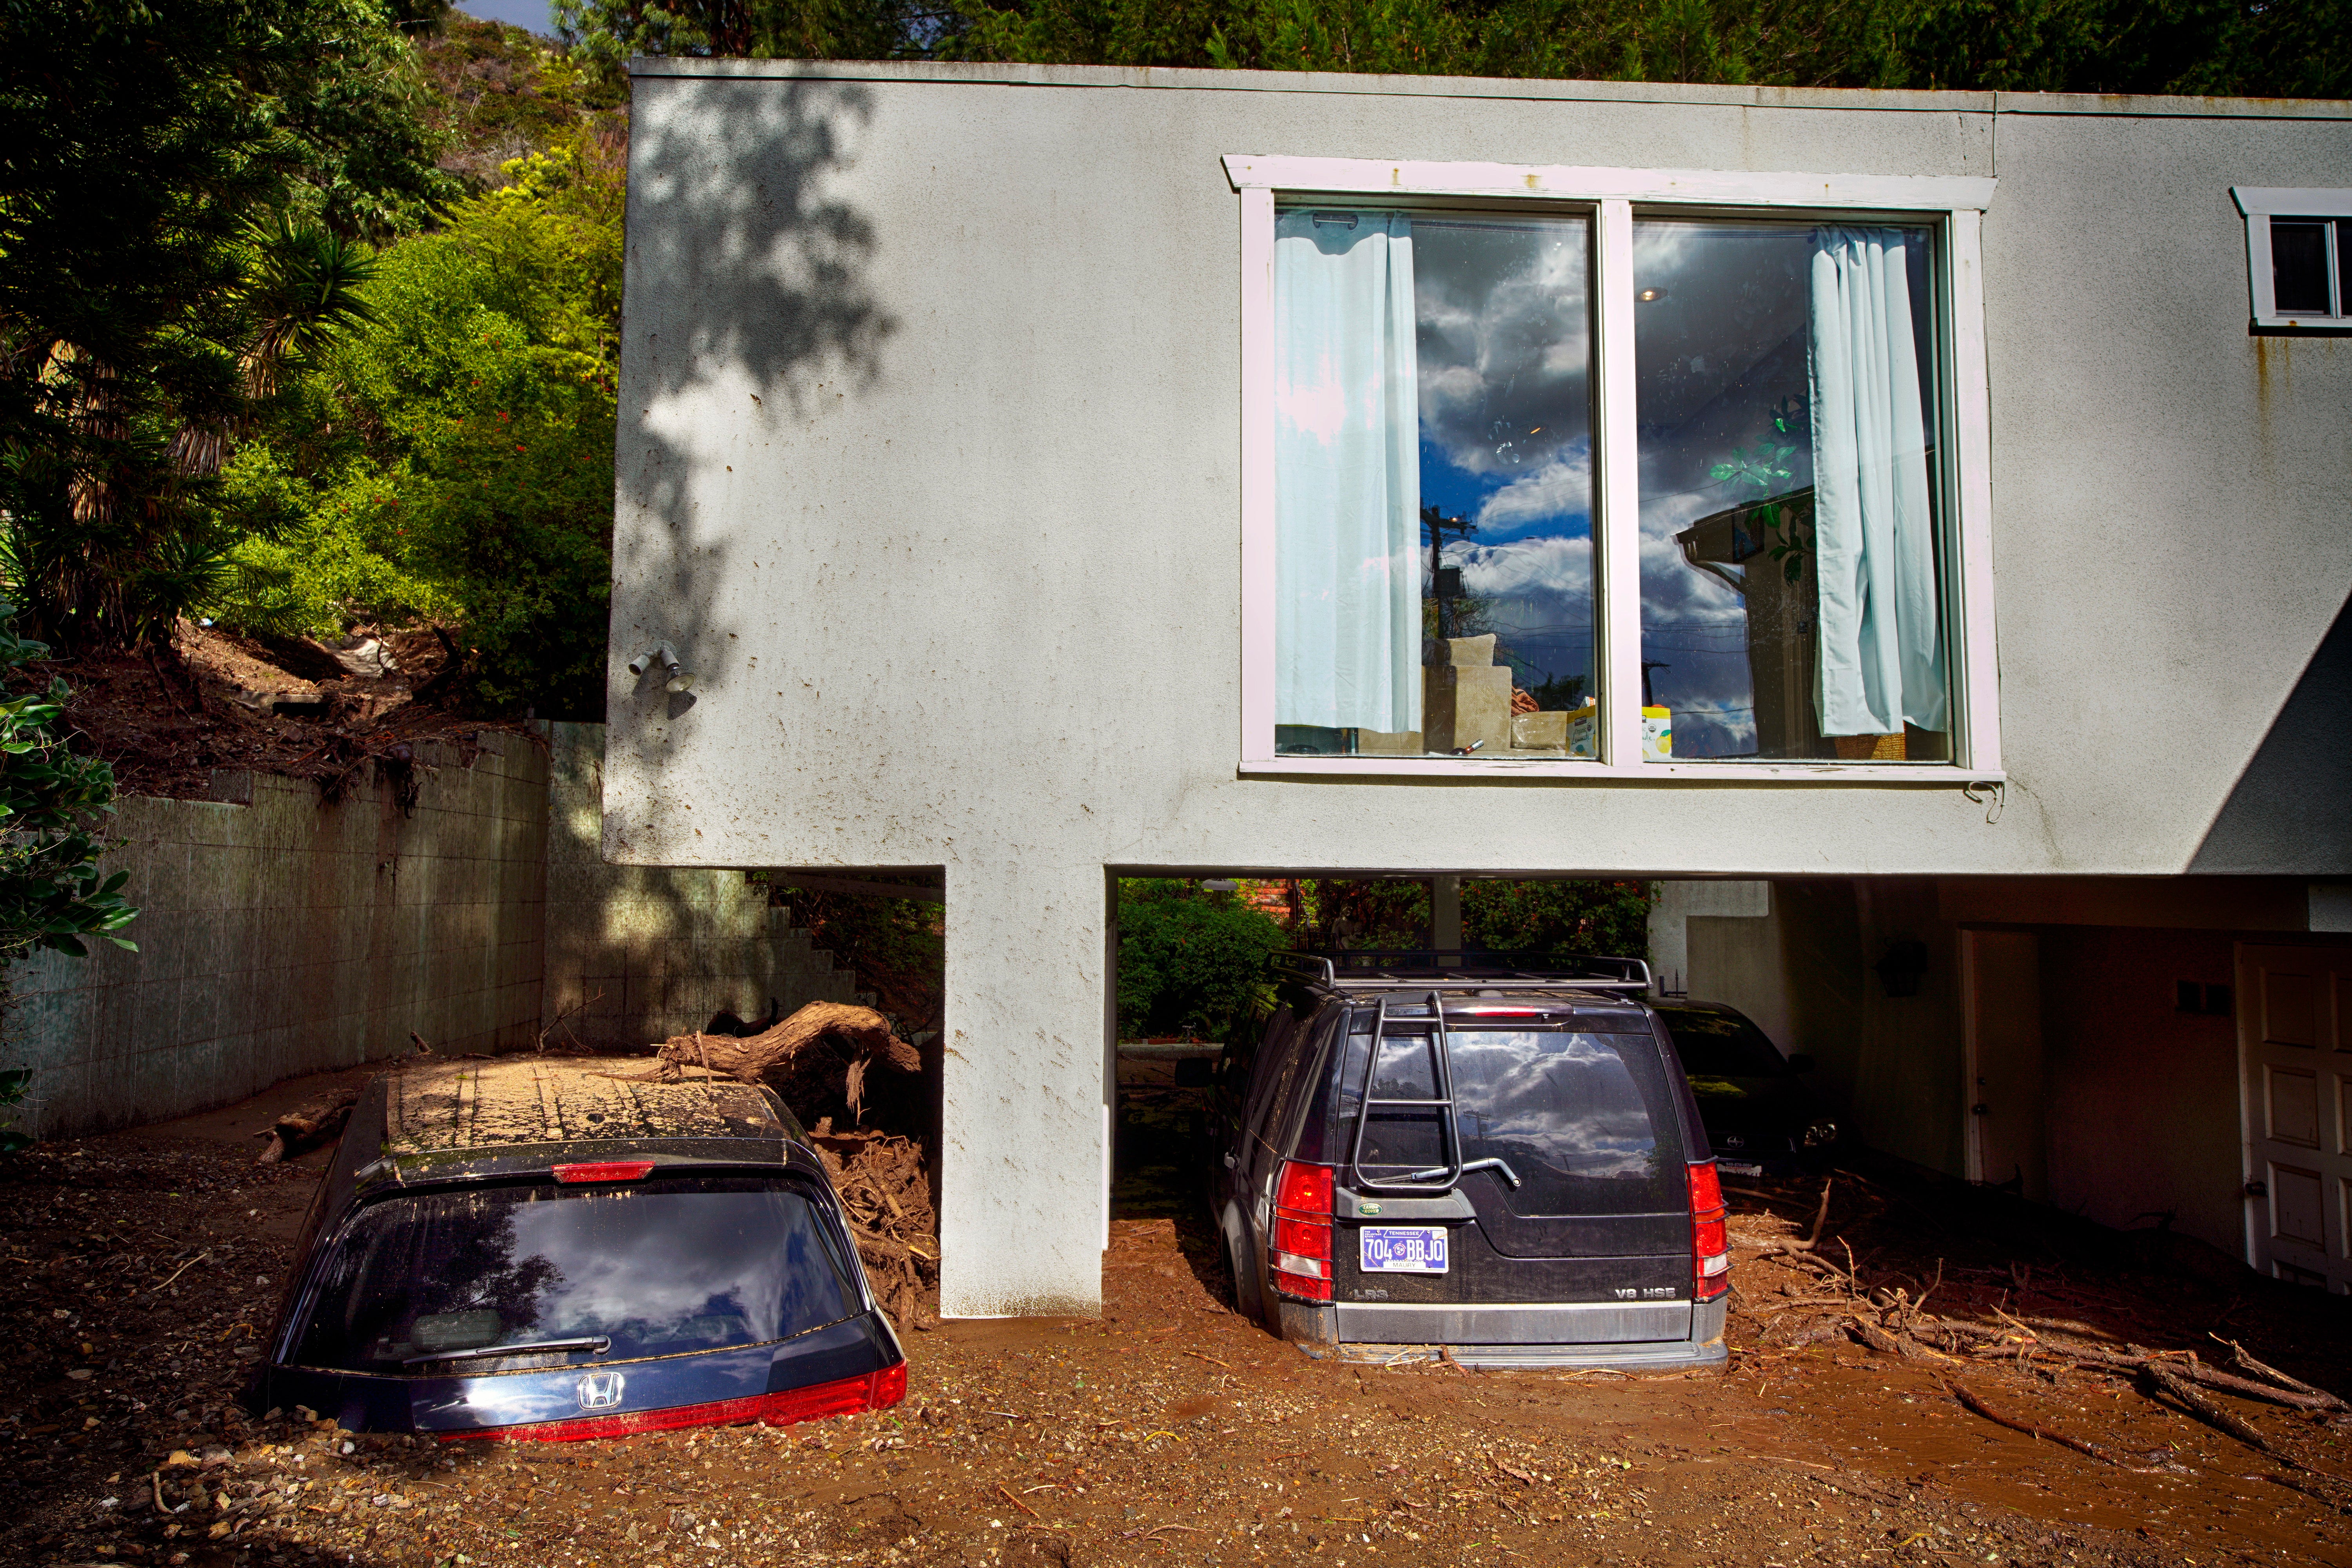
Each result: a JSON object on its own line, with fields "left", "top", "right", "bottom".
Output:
{"left": 621, "top": 57, "right": 2352, "bottom": 120}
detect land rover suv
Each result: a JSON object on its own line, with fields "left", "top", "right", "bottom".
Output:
{"left": 1208, "top": 953, "right": 1728, "bottom": 1370}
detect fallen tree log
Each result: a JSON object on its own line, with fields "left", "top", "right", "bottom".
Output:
{"left": 618, "top": 1001, "right": 923, "bottom": 1127}
{"left": 254, "top": 1089, "right": 359, "bottom": 1164}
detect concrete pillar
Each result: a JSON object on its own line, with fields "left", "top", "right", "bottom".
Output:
{"left": 937, "top": 857, "right": 1109, "bottom": 1318}
{"left": 1432, "top": 875, "right": 1461, "bottom": 956}
{"left": 1646, "top": 879, "right": 1771, "bottom": 996}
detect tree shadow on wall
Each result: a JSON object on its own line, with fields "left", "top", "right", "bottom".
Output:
{"left": 609, "top": 75, "right": 896, "bottom": 860}
{"left": 2188, "top": 586, "right": 2352, "bottom": 877}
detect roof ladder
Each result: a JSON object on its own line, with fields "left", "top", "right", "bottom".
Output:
{"left": 1346, "top": 991, "right": 1464, "bottom": 1194}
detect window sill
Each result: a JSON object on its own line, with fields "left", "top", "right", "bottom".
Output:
{"left": 1239, "top": 756, "right": 2002, "bottom": 784}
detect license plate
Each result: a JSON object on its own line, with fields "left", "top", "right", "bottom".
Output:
{"left": 1359, "top": 1226, "right": 1448, "bottom": 1274}
{"left": 1718, "top": 1160, "right": 1763, "bottom": 1178}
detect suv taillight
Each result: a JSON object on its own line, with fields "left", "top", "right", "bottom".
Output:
{"left": 1689, "top": 1159, "right": 1728, "bottom": 1301}
{"left": 1269, "top": 1160, "right": 1334, "bottom": 1301}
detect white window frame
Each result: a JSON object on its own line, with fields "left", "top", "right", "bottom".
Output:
{"left": 1229, "top": 154, "right": 2002, "bottom": 782}
{"left": 2232, "top": 187, "right": 2352, "bottom": 332}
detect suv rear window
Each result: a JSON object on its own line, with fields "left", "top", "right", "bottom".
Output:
{"left": 1338, "top": 1028, "right": 1683, "bottom": 1215}
{"left": 294, "top": 1177, "right": 859, "bottom": 1373}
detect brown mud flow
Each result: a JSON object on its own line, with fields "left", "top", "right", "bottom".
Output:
{"left": 6, "top": 1065, "right": 2351, "bottom": 1568}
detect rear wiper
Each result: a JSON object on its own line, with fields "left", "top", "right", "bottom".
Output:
{"left": 404, "top": 1336, "right": 610, "bottom": 1367}
{"left": 1402, "top": 1156, "right": 1522, "bottom": 1190}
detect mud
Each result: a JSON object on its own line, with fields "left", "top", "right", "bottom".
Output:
{"left": 5, "top": 1067, "right": 2349, "bottom": 1568}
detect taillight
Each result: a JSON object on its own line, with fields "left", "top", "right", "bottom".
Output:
{"left": 1269, "top": 1160, "right": 1334, "bottom": 1302}
{"left": 436, "top": 1362, "right": 906, "bottom": 1443}
{"left": 553, "top": 1161, "right": 657, "bottom": 1183}
{"left": 1689, "top": 1160, "right": 1728, "bottom": 1301}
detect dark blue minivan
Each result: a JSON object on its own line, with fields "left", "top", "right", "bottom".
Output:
{"left": 247, "top": 1057, "right": 905, "bottom": 1440}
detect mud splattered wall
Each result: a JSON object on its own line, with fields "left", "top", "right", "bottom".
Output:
{"left": 5, "top": 726, "right": 857, "bottom": 1140}
{"left": 539, "top": 721, "right": 858, "bottom": 1052}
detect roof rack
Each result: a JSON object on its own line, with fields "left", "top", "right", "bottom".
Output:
{"left": 1267, "top": 949, "right": 1653, "bottom": 993}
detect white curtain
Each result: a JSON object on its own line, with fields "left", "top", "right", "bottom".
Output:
{"left": 1808, "top": 225, "right": 1947, "bottom": 738}
{"left": 1274, "top": 211, "right": 1421, "bottom": 734}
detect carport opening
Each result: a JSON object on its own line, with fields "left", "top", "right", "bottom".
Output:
{"left": 1107, "top": 874, "right": 1653, "bottom": 1296}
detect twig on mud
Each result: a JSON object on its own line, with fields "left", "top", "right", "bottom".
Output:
{"left": 153, "top": 1250, "right": 212, "bottom": 1292}
{"left": 995, "top": 1483, "right": 1041, "bottom": 1518}
{"left": 1184, "top": 1350, "right": 1230, "bottom": 1369}
{"left": 2140, "top": 1357, "right": 2294, "bottom": 1464}
{"left": 2211, "top": 1335, "right": 2350, "bottom": 1412}
{"left": 1121, "top": 1524, "right": 1206, "bottom": 1539}
{"left": 1757, "top": 1178, "right": 1837, "bottom": 1256}
{"left": 1946, "top": 1379, "right": 2132, "bottom": 1468}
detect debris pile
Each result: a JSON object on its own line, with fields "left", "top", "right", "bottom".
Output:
{"left": 630, "top": 1000, "right": 938, "bottom": 1329}
{"left": 1731, "top": 1173, "right": 2352, "bottom": 1492}
{"left": 809, "top": 1127, "right": 937, "bottom": 1332}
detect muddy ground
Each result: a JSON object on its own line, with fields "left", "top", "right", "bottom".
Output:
{"left": 7, "top": 1069, "right": 2352, "bottom": 1568}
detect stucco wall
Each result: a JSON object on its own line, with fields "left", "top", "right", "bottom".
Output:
{"left": 7, "top": 736, "right": 549, "bottom": 1142}
{"left": 606, "top": 64, "right": 2352, "bottom": 1313}
{"left": 541, "top": 721, "right": 860, "bottom": 1051}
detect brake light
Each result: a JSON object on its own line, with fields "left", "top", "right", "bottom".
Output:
{"left": 1269, "top": 1160, "right": 1334, "bottom": 1302}
{"left": 1689, "top": 1160, "right": 1729, "bottom": 1301}
{"left": 436, "top": 1362, "right": 906, "bottom": 1443}
{"left": 553, "top": 1161, "right": 657, "bottom": 1183}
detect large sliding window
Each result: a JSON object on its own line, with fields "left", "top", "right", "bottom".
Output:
{"left": 1234, "top": 158, "right": 1998, "bottom": 778}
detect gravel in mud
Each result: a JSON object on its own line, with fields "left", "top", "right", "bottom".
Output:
{"left": 7, "top": 1069, "right": 2352, "bottom": 1568}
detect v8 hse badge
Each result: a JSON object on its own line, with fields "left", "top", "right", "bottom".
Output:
{"left": 1359, "top": 1226, "right": 1448, "bottom": 1273}
{"left": 577, "top": 1370, "right": 626, "bottom": 1411}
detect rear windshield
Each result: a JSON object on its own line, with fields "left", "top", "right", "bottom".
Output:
{"left": 293, "top": 1177, "right": 859, "bottom": 1374}
{"left": 1650, "top": 1004, "right": 1789, "bottom": 1078}
{"left": 1338, "top": 1028, "right": 1684, "bottom": 1216}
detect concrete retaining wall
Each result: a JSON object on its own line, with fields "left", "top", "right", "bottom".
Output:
{"left": 6, "top": 726, "right": 852, "bottom": 1142}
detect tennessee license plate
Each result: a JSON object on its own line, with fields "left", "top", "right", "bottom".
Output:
{"left": 1359, "top": 1226, "right": 1449, "bottom": 1274}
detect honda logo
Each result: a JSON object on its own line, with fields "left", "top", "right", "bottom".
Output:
{"left": 576, "top": 1370, "right": 625, "bottom": 1411}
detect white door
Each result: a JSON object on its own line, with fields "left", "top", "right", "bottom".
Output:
{"left": 2239, "top": 944, "right": 2352, "bottom": 1291}
{"left": 1962, "top": 931, "right": 2045, "bottom": 1198}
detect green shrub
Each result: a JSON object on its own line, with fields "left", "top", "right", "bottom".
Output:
{"left": 1117, "top": 881, "right": 1287, "bottom": 1042}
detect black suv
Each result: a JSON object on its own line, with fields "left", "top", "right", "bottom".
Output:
{"left": 1208, "top": 953, "right": 1728, "bottom": 1370}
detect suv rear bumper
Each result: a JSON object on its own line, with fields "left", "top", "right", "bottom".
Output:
{"left": 1278, "top": 1297, "right": 1727, "bottom": 1371}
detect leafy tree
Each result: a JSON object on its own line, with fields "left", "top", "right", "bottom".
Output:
{"left": 0, "top": 601, "right": 138, "bottom": 963}
{"left": 0, "top": 0, "right": 457, "bottom": 653}
{"left": 220, "top": 131, "right": 625, "bottom": 717}
{"left": 1117, "top": 880, "right": 1287, "bottom": 1041}
{"left": 1461, "top": 879, "right": 1648, "bottom": 964}
{"left": 555, "top": 0, "right": 2350, "bottom": 98}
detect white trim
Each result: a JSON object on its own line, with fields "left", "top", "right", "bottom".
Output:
{"left": 1237, "top": 756, "right": 2005, "bottom": 783}
{"left": 1238, "top": 186, "right": 1278, "bottom": 765}
{"left": 1593, "top": 200, "right": 1644, "bottom": 769}
{"left": 1233, "top": 157, "right": 2002, "bottom": 782}
{"left": 2232, "top": 187, "right": 2352, "bottom": 218}
{"left": 1223, "top": 154, "right": 1996, "bottom": 212}
{"left": 2230, "top": 186, "right": 2352, "bottom": 331}
{"left": 1947, "top": 210, "right": 2003, "bottom": 775}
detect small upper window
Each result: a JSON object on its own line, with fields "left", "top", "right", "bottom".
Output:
{"left": 2232, "top": 189, "right": 2352, "bottom": 332}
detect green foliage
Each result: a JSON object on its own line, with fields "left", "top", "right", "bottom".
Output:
{"left": 563, "top": 0, "right": 2351, "bottom": 98}
{"left": 555, "top": 0, "right": 946, "bottom": 80}
{"left": 0, "top": 0, "right": 456, "bottom": 653}
{"left": 0, "top": 601, "right": 138, "bottom": 962}
{"left": 1117, "top": 880, "right": 1288, "bottom": 1042}
{"left": 417, "top": 16, "right": 630, "bottom": 187}
{"left": 220, "top": 132, "right": 625, "bottom": 716}
{"left": 1460, "top": 880, "right": 1649, "bottom": 964}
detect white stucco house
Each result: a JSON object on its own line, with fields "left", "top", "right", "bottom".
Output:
{"left": 603, "top": 58, "right": 2352, "bottom": 1310}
